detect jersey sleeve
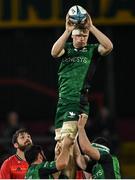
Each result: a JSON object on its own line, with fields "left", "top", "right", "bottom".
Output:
{"left": 0, "top": 159, "right": 11, "bottom": 179}
{"left": 85, "top": 159, "right": 97, "bottom": 173}
{"left": 92, "top": 43, "right": 101, "bottom": 61}
{"left": 39, "top": 161, "right": 58, "bottom": 179}
{"left": 85, "top": 150, "right": 112, "bottom": 173}
{"left": 98, "top": 150, "right": 112, "bottom": 163}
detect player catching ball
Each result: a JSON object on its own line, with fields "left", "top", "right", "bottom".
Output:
{"left": 51, "top": 5, "right": 113, "bottom": 178}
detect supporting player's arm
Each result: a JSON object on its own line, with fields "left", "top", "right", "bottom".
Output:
{"left": 74, "top": 139, "right": 89, "bottom": 170}
{"left": 56, "top": 135, "right": 74, "bottom": 170}
{"left": 78, "top": 115, "right": 100, "bottom": 161}
{"left": 51, "top": 15, "right": 76, "bottom": 58}
{"left": 85, "top": 14, "right": 113, "bottom": 56}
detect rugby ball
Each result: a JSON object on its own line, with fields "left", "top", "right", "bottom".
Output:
{"left": 68, "top": 5, "right": 87, "bottom": 24}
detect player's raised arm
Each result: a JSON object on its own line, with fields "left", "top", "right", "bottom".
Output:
{"left": 77, "top": 115, "right": 100, "bottom": 161}
{"left": 84, "top": 14, "right": 113, "bottom": 56}
{"left": 74, "top": 139, "right": 89, "bottom": 170}
{"left": 56, "top": 135, "right": 74, "bottom": 170}
{"left": 51, "top": 15, "right": 76, "bottom": 58}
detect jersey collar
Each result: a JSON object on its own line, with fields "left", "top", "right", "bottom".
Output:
{"left": 15, "top": 154, "right": 24, "bottom": 161}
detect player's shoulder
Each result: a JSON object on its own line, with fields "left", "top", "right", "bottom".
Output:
{"left": 8, "top": 154, "right": 17, "bottom": 160}
{"left": 5, "top": 154, "right": 18, "bottom": 163}
{"left": 1, "top": 155, "right": 15, "bottom": 166}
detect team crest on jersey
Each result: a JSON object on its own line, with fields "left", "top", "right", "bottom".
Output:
{"left": 74, "top": 47, "right": 88, "bottom": 52}
{"left": 81, "top": 47, "right": 87, "bottom": 52}
{"left": 16, "top": 167, "right": 22, "bottom": 171}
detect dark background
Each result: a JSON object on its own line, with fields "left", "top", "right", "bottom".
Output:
{"left": 0, "top": 26, "right": 134, "bottom": 119}
{"left": 0, "top": 0, "right": 135, "bottom": 178}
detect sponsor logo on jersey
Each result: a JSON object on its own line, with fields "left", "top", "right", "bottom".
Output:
{"left": 63, "top": 57, "right": 87, "bottom": 63}
{"left": 93, "top": 169, "right": 103, "bottom": 179}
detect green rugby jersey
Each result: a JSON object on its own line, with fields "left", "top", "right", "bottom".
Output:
{"left": 58, "top": 42, "right": 99, "bottom": 102}
{"left": 25, "top": 161, "right": 57, "bottom": 179}
{"left": 85, "top": 148, "right": 121, "bottom": 179}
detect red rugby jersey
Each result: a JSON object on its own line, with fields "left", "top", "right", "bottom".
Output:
{"left": 76, "top": 170, "right": 86, "bottom": 179}
{"left": 0, "top": 154, "right": 28, "bottom": 179}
